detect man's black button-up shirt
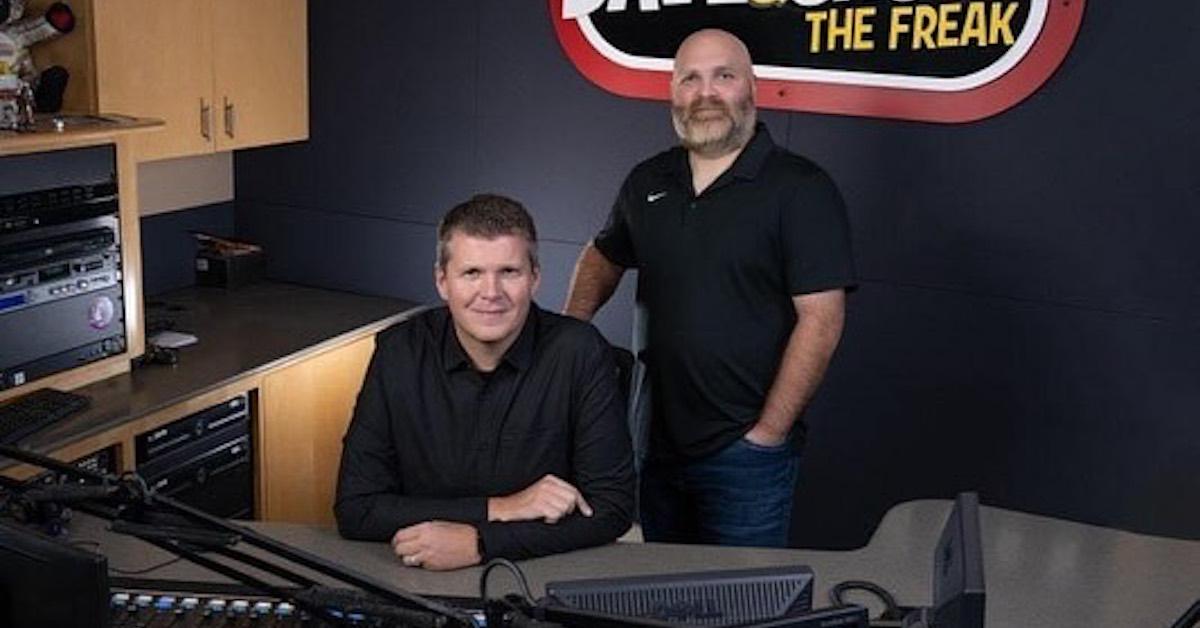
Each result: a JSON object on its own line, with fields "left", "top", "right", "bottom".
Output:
{"left": 334, "top": 304, "right": 635, "bottom": 561}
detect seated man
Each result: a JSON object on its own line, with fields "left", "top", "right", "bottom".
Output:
{"left": 335, "top": 194, "right": 635, "bottom": 570}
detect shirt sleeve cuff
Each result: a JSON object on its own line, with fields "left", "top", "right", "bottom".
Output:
{"left": 476, "top": 522, "right": 513, "bottom": 561}
{"left": 592, "top": 236, "right": 636, "bottom": 269}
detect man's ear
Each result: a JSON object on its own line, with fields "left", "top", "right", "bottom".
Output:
{"left": 434, "top": 264, "right": 449, "bottom": 301}
{"left": 531, "top": 265, "right": 542, "bottom": 294}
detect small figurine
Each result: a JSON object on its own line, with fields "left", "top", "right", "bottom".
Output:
{"left": 0, "top": 1, "right": 75, "bottom": 129}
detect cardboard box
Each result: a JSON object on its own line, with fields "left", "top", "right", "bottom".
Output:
{"left": 195, "top": 249, "right": 265, "bottom": 288}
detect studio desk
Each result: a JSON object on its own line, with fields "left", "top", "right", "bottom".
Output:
{"left": 70, "top": 499, "right": 1200, "bottom": 628}
{"left": 1, "top": 281, "right": 419, "bottom": 525}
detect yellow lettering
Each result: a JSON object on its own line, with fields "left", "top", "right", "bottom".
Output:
{"left": 960, "top": 2, "right": 987, "bottom": 46}
{"left": 827, "top": 8, "right": 855, "bottom": 51}
{"left": 912, "top": 5, "right": 938, "bottom": 50}
{"left": 805, "top": 11, "right": 828, "bottom": 53}
{"left": 990, "top": 2, "right": 1017, "bottom": 45}
{"left": 937, "top": 3, "right": 961, "bottom": 48}
{"left": 889, "top": 6, "right": 913, "bottom": 50}
{"left": 853, "top": 7, "right": 876, "bottom": 51}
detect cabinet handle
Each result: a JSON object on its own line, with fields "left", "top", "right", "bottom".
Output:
{"left": 200, "top": 98, "right": 211, "bottom": 140}
{"left": 223, "top": 97, "right": 236, "bottom": 139}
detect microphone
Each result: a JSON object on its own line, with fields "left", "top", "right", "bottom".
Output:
{"left": 21, "top": 483, "right": 120, "bottom": 504}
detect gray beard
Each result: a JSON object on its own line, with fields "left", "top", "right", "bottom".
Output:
{"left": 672, "top": 105, "right": 755, "bottom": 158}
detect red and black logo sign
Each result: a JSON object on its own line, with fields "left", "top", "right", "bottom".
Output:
{"left": 550, "top": 0, "right": 1085, "bottom": 122}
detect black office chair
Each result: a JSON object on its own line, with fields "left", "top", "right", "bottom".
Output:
{"left": 608, "top": 344, "right": 635, "bottom": 406}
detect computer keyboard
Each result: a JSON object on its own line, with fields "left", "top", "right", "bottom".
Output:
{"left": 0, "top": 388, "right": 90, "bottom": 446}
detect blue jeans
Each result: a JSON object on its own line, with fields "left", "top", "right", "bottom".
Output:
{"left": 639, "top": 437, "right": 800, "bottom": 547}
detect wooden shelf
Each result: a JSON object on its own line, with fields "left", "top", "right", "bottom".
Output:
{"left": 0, "top": 114, "right": 162, "bottom": 157}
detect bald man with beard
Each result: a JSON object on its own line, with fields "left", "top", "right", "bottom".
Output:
{"left": 564, "top": 29, "right": 855, "bottom": 547}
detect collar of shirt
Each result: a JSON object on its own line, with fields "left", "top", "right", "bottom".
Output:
{"left": 669, "top": 122, "right": 776, "bottom": 193}
{"left": 438, "top": 304, "right": 539, "bottom": 374}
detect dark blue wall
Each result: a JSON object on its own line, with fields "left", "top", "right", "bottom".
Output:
{"left": 234, "top": 1, "right": 1200, "bottom": 547}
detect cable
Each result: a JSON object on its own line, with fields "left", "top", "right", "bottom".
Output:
{"left": 1171, "top": 598, "right": 1200, "bottom": 628}
{"left": 110, "top": 555, "right": 185, "bottom": 575}
{"left": 829, "top": 580, "right": 904, "bottom": 620}
{"left": 479, "top": 558, "right": 536, "bottom": 605}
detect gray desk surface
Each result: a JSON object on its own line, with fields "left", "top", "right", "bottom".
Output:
{"left": 73, "top": 500, "right": 1200, "bottom": 627}
{"left": 3, "top": 282, "right": 416, "bottom": 463}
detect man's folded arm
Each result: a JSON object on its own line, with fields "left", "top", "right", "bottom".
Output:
{"left": 477, "top": 506, "right": 629, "bottom": 561}
{"left": 479, "top": 333, "right": 636, "bottom": 560}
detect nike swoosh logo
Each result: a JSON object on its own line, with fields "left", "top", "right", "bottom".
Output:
{"left": 647, "top": 191, "right": 668, "bottom": 203}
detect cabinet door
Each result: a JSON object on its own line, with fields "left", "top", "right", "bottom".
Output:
{"left": 93, "top": 0, "right": 215, "bottom": 161}
{"left": 212, "top": 0, "right": 308, "bottom": 152}
{"left": 258, "top": 336, "right": 374, "bottom": 525}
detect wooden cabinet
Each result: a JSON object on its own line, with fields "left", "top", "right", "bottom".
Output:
{"left": 37, "top": 0, "right": 308, "bottom": 162}
{"left": 91, "top": 0, "right": 215, "bottom": 160}
{"left": 258, "top": 336, "right": 376, "bottom": 525}
{"left": 210, "top": 0, "right": 308, "bottom": 153}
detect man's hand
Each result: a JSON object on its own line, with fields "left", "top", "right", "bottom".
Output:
{"left": 743, "top": 422, "right": 788, "bottom": 447}
{"left": 749, "top": 289, "right": 846, "bottom": 450}
{"left": 488, "top": 474, "right": 593, "bottom": 523}
{"left": 391, "top": 521, "right": 481, "bottom": 571}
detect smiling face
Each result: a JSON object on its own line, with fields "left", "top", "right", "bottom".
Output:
{"left": 670, "top": 29, "right": 758, "bottom": 158}
{"left": 435, "top": 231, "right": 540, "bottom": 369}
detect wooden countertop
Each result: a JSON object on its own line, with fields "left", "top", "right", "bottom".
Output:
{"left": 0, "top": 114, "right": 161, "bottom": 156}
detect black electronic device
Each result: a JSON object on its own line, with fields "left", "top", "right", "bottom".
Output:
{"left": 900, "top": 493, "right": 985, "bottom": 628}
{"left": 135, "top": 393, "right": 253, "bottom": 519}
{"left": 0, "top": 225, "right": 116, "bottom": 270}
{"left": 50, "top": 444, "right": 118, "bottom": 478}
{"left": 538, "top": 601, "right": 869, "bottom": 628}
{"left": 544, "top": 565, "right": 814, "bottom": 626}
{"left": 1, "top": 329, "right": 127, "bottom": 390}
{"left": 0, "top": 179, "right": 117, "bottom": 236}
{"left": 0, "top": 163, "right": 126, "bottom": 393}
{"left": 139, "top": 427, "right": 254, "bottom": 519}
{"left": 135, "top": 394, "right": 248, "bottom": 461}
{"left": 0, "top": 386, "right": 90, "bottom": 445}
{"left": 0, "top": 519, "right": 109, "bottom": 628}
{"left": 103, "top": 578, "right": 488, "bottom": 627}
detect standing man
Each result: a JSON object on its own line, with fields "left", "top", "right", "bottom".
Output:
{"left": 564, "top": 29, "right": 854, "bottom": 547}
{"left": 337, "top": 194, "right": 634, "bottom": 570}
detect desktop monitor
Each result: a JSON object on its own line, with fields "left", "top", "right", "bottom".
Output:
{"left": 0, "top": 519, "right": 109, "bottom": 628}
{"left": 906, "top": 492, "right": 986, "bottom": 628}
{"left": 544, "top": 565, "right": 814, "bottom": 626}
